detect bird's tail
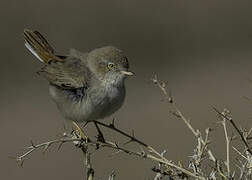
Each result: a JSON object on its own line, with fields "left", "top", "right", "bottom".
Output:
{"left": 23, "top": 29, "right": 61, "bottom": 63}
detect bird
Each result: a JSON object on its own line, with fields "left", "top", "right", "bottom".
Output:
{"left": 23, "top": 29, "right": 134, "bottom": 138}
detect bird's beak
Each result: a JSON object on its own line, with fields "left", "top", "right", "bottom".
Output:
{"left": 120, "top": 70, "right": 135, "bottom": 76}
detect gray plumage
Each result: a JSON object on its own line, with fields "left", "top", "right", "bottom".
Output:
{"left": 24, "top": 29, "right": 133, "bottom": 123}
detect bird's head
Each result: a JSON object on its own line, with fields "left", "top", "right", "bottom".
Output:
{"left": 87, "top": 46, "right": 134, "bottom": 85}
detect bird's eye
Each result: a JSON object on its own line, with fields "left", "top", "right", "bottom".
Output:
{"left": 108, "top": 63, "right": 116, "bottom": 70}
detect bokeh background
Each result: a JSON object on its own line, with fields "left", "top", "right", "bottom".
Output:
{"left": 1, "top": 0, "right": 252, "bottom": 179}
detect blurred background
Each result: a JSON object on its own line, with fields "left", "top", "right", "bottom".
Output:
{"left": 1, "top": 0, "right": 252, "bottom": 179}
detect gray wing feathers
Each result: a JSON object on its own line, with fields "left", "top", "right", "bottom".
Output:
{"left": 69, "top": 48, "right": 88, "bottom": 61}
{"left": 39, "top": 57, "right": 91, "bottom": 89}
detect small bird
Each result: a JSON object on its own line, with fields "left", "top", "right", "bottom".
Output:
{"left": 23, "top": 29, "right": 134, "bottom": 134}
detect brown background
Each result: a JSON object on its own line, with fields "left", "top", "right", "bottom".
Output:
{"left": 1, "top": 0, "right": 252, "bottom": 179}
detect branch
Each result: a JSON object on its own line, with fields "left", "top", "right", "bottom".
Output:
{"left": 93, "top": 120, "right": 148, "bottom": 147}
{"left": 94, "top": 120, "right": 206, "bottom": 179}
{"left": 14, "top": 121, "right": 206, "bottom": 180}
{"left": 212, "top": 107, "right": 252, "bottom": 155}
{"left": 14, "top": 137, "right": 82, "bottom": 166}
{"left": 108, "top": 170, "right": 116, "bottom": 180}
{"left": 221, "top": 115, "right": 231, "bottom": 177}
{"left": 14, "top": 74, "right": 252, "bottom": 179}
{"left": 83, "top": 149, "right": 94, "bottom": 180}
{"left": 151, "top": 74, "right": 216, "bottom": 163}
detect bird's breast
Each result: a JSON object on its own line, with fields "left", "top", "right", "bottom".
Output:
{"left": 49, "top": 83, "right": 126, "bottom": 122}
{"left": 88, "top": 84, "right": 126, "bottom": 119}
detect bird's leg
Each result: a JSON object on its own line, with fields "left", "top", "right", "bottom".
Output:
{"left": 93, "top": 121, "right": 106, "bottom": 143}
{"left": 82, "top": 121, "right": 92, "bottom": 129}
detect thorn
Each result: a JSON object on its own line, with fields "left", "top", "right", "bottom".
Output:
{"left": 109, "top": 150, "right": 122, "bottom": 157}
{"left": 131, "top": 130, "right": 135, "bottom": 138}
{"left": 205, "top": 140, "right": 211, "bottom": 145}
{"left": 70, "top": 129, "right": 75, "bottom": 135}
{"left": 30, "top": 140, "right": 35, "bottom": 148}
{"left": 135, "top": 145, "right": 142, "bottom": 153}
{"left": 170, "top": 110, "right": 181, "bottom": 118}
{"left": 8, "top": 156, "right": 16, "bottom": 160}
{"left": 161, "top": 150, "right": 167, "bottom": 157}
{"left": 109, "top": 118, "right": 115, "bottom": 128}
{"left": 114, "top": 142, "right": 119, "bottom": 148}
{"left": 151, "top": 74, "right": 158, "bottom": 84}
{"left": 168, "top": 91, "right": 173, "bottom": 103}
{"left": 152, "top": 166, "right": 160, "bottom": 173}
{"left": 57, "top": 141, "right": 64, "bottom": 151}
{"left": 20, "top": 160, "right": 24, "bottom": 168}
{"left": 42, "top": 144, "right": 49, "bottom": 155}
{"left": 95, "top": 144, "right": 100, "bottom": 150}
{"left": 160, "top": 81, "right": 166, "bottom": 88}
{"left": 248, "top": 127, "right": 252, "bottom": 136}
{"left": 247, "top": 136, "right": 252, "bottom": 140}
{"left": 36, "top": 70, "right": 44, "bottom": 76}
{"left": 62, "top": 132, "right": 67, "bottom": 137}
{"left": 141, "top": 150, "right": 147, "bottom": 158}
{"left": 109, "top": 170, "right": 116, "bottom": 179}
{"left": 243, "top": 96, "right": 251, "bottom": 101}
{"left": 123, "top": 139, "right": 133, "bottom": 146}
{"left": 208, "top": 127, "right": 213, "bottom": 132}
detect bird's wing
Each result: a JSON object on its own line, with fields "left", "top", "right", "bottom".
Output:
{"left": 38, "top": 56, "right": 91, "bottom": 89}
{"left": 69, "top": 48, "right": 88, "bottom": 60}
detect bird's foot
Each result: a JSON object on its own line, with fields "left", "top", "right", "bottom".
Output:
{"left": 82, "top": 121, "right": 92, "bottom": 129}
{"left": 93, "top": 121, "right": 106, "bottom": 143}
{"left": 96, "top": 133, "right": 106, "bottom": 143}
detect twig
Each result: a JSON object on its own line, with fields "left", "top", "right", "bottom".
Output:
{"left": 222, "top": 118, "right": 230, "bottom": 177}
{"left": 94, "top": 120, "right": 206, "bottom": 179}
{"left": 14, "top": 137, "right": 82, "bottom": 165}
{"left": 151, "top": 75, "right": 216, "bottom": 163}
{"left": 83, "top": 149, "right": 94, "bottom": 180}
{"left": 108, "top": 170, "right": 116, "bottom": 180}
{"left": 17, "top": 75, "right": 244, "bottom": 180}
{"left": 212, "top": 107, "right": 252, "bottom": 155}
{"left": 93, "top": 120, "right": 148, "bottom": 147}
{"left": 233, "top": 146, "right": 248, "bottom": 160}
{"left": 16, "top": 133, "right": 205, "bottom": 180}
{"left": 13, "top": 74, "right": 252, "bottom": 180}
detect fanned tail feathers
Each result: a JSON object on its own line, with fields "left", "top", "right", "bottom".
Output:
{"left": 23, "top": 29, "right": 61, "bottom": 63}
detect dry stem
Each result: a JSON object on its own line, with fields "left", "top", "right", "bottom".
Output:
{"left": 13, "top": 74, "right": 252, "bottom": 180}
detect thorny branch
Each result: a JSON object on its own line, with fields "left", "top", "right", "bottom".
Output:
{"left": 13, "top": 74, "right": 252, "bottom": 180}
{"left": 212, "top": 107, "right": 252, "bottom": 155}
{"left": 212, "top": 107, "right": 252, "bottom": 179}
{"left": 221, "top": 109, "right": 231, "bottom": 178}
{"left": 14, "top": 120, "right": 206, "bottom": 179}
{"left": 151, "top": 74, "right": 216, "bottom": 164}
{"left": 12, "top": 137, "right": 81, "bottom": 167}
{"left": 151, "top": 75, "right": 252, "bottom": 179}
{"left": 83, "top": 150, "right": 94, "bottom": 180}
{"left": 93, "top": 120, "right": 148, "bottom": 147}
